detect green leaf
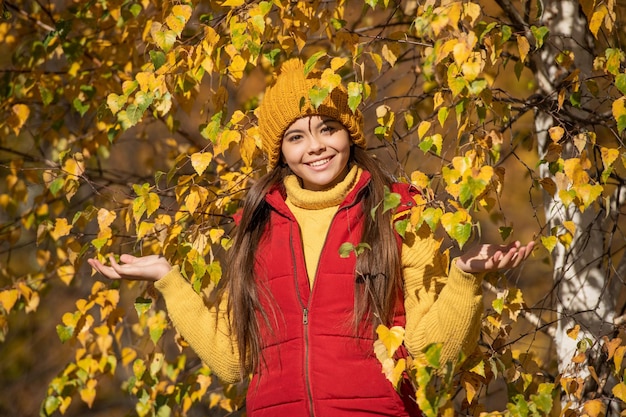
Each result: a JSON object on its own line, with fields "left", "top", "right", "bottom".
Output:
{"left": 395, "top": 218, "right": 409, "bottom": 237}
{"left": 421, "top": 207, "right": 442, "bottom": 231}
{"left": 423, "top": 343, "right": 442, "bottom": 368}
{"left": 150, "top": 50, "right": 166, "bottom": 70}
{"left": 492, "top": 297, "right": 504, "bottom": 314}
{"left": 154, "top": 29, "right": 177, "bottom": 53}
{"left": 73, "top": 98, "right": 89, "bottom": 116}
{"left": 134, "top": 297, "right": 152, "bottom": 318}
{"left": 530, "top": 25, "right": 549, "bottom": 49}
{"left": 354, "top": 242, "right": 371, "bottom": 255}
{"left": 117, "top": 104, "right": 144, "bottom": 130}
{"left": 501, "top": 25, "right": 512, "bottom": 43}
{"left": 514, "top": 60, "right": 524, "bottom": 80}
{"left": 309, "top": 86, "right": 329, "bottom": 109}
{"left": 39, "top": 86, "right": 54, "bottom": 106}
{"left": 304, "top": 51, "right": 327, "bottom": 75}
{"left": 530, "top": 383, "right": 555, "bottom": 414}
{"left": 43, "top": 396, "right": 61, "bottom": 416}
{"left": 468, "top": 79, "right": 487, "bottom": 95}
{"left": 449, "top": 77, "right": 467, "bottom": 97}
{"left": 130, "top": 4, "right": 142, "bottom": 17}
{"left": 616, "top": 74, "right": 626, "bottom": 95}
{"left": 499, "top": 226, "right": 512, "bottom": 240}
{"left": 459, "top": 176, "right": 487, "bottom": 207}
{"left": 618, "top": 115, "right": 626, "bottom": 133}
{"left": 339, "top": 242, "right": 355, "bottom": 258}
{"left": 437, "top": 107, "right": 449, "bottom": 127}
{"left": 56, "top": 324, "right": 74, "bottom": 343}
{"left": 347, "top": 82, "right": 362, "bottom": 113}
{"left": 382, "top": 186, "right": 401, "bottom": 213}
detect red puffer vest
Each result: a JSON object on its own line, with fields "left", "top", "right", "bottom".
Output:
{"left": 245, "top": 171, "right": 420, "bottom": 417}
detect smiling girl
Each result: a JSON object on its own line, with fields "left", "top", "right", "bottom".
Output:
{"left": 89, "top": 59, "right": 533, "bottom": 416}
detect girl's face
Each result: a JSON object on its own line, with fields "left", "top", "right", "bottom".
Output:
{"left": 281, "top": 116, "right": 351, "bottom": 191}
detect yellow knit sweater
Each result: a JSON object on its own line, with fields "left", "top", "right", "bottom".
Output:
{"left": 155, "top": 168, "right": 483, "bottom": 384}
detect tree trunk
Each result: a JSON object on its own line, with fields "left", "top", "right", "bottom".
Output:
{"left": 533, "top": 0, "right": 621, "bottom": 405}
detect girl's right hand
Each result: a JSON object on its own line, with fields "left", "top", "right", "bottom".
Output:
{"left": 88, "top": 254, "right": 172, "bottom": 282}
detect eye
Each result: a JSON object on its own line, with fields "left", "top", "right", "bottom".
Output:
{"left": 284, "top": 133, "right": 302, "bottom": 142}
{"left": 320, "top": 125, "right": 337, "bottom": 134}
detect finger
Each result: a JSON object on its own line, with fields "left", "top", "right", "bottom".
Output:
{"left": 88, "top": 258, "right": 122, "bottom": 279}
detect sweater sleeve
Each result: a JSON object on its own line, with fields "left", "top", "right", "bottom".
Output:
{"left": 154, "top": 266, "right": 242, "bottom": 383}
{"left": 402, "top": 227, "right": 484, "bottom": 367}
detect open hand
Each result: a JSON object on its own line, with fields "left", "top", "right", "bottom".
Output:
{"left": 455, "top": 241, "right": 535, "bottom": 273}
{"left": 88, "top": 254, "right": 172, "bottom": 282}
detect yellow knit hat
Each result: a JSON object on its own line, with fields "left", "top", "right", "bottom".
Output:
{"left": 257, "top": 59, "right": 366, "bottom": 171}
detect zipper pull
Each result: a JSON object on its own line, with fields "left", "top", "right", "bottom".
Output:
{"left": 303, "top": 308, "right": 309, "bottom": 325}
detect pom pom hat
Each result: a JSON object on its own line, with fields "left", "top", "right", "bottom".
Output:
{"left": 257, "top": 59, "right": 366, "bottom": 171}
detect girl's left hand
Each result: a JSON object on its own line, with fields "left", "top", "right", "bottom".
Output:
{"left": 455, "top": 241, "right": 535, "bottom": 273}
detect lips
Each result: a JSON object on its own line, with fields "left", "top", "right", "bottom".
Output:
{"left": 306, "top": 156, "right": 333, "bottom": 167}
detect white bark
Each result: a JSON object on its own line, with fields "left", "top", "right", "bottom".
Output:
{"left": 534, "top": 0, "right": 620, "bottom": 379}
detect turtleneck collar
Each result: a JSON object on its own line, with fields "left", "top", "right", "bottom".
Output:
{"left": 284, "top": 165, "right": 362, "bottom": 210}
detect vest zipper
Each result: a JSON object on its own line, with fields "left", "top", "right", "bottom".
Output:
{"left": 289, "top": 226, "right": 315, "bottom": 417}
{"left": 289, "top": 204, "right": 353, "bottom": 417}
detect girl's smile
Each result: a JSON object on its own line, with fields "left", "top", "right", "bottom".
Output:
{"left": 281, "top": 116, "right": 351, "bottom": 191}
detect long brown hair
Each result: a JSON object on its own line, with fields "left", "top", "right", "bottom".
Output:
{"left": 225, "top": 146, "right": 402, "bottom": 375}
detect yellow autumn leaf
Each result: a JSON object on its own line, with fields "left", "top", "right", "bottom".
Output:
{"left": 601, "top": 146, "right": 619, "bottom": 169}
{"left": 191, "top": 152, "right": 214, "bottom": 176}
{"left": 566, "top": 324, "right": 580, "bottom": 340}
{"left": 50, "top": 218, "right": 72, "bottom": 241}
{"left": 58, "top": 265, "right": 76, "bottom": 285}
{"left": 613, "top": 382, "right": 626, "bottom": 402}
{"left": 433, "top": 91, "right": 444, "bottom": 110}
{"left": 0, "top": 289, "right": 20, "bottom": 313}
{"left": 411, "top": 170, "right": 430, "bottom": 188}
{"left": 209, "top": 228, "right": 225, "bottom": 244}
{"left": 517, "top": 35, "right": 530, "bottom": 63}
{"left": 9, "top": 103, "right": 30, "bottom": 135}
{"left": 462, "top": 2, "right": 482, "bottom": 25}
{"left": 381, "top": 43, "right": 399, "bottom": 67}
{"left": 614, "top": 345, "right": 626, "bottom": 372}
{"left": 79, "top": 379, "right": 98, "bottom": 408}
{"left": 376, "top": 324, "right": 405, "bottom": 357}
{"left": 185, "top": 191, "right": 201, "bottom": 215}
{"left": 221, "top": 0, "right": 244, "bottom": 6}
{"left": 603, "top": 336, "right": 622, "bottom": 360}
{"left": 576, "top": 183, "right": 603, "bottom": 211}
{"left": 583, "top": 399, "right": 606, "bottom": 416}
{"left": 541, "top": 235, "right": 558, "bottom": 252}
{"left": 166, "top": 4, "right": 192, "bottom": 35}
{"left": 228, "top": 54, "right": 247, "bottom": 81}
{"left": 63, "top": 156, "right": 85, "bottom": 178}
{"left": 453, "top": 41, "right": 471, "bottom": 65}
{"left": 417, "top": 121, "right": 431, "bottom": 139}
{"left": 571, "top": 132, "right": 587, "bottom": 154}
{"left": 136, "top": 221, "right": 154, "bottom": 240}
{"left": 589, "top": 5, "right": 608, "bottom": 39}
{"left": 563, "top": 220, "right": 576, "bottom": 235}
{"left": 563, "top": 158, "right": 589, "bottom": 186}
{"left": 330, "top": 57, "right": 348, "bottom": 71}
{"left": 612, "top": 97, "right": 626, "bottom": 121}
{"left": 549, "top": 126, "right": 565, "bottom": 142}
{"left": 320, "top": 68, "right": 342, "bottom": 90}
{"left": 368, "top": 52, "right": 383, "bottom": 73}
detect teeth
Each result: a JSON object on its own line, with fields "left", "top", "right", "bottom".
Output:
{"left": 308, "top": 158, "right": 330, "bottom": 167}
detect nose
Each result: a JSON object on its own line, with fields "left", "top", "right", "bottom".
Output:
{"left": 307, "top": 133, "right": 325, "bottom": 154}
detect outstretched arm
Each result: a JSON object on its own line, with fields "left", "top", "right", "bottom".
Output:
{"left": 88, "top": 254, "right": 243, "bottom": 383}
{"left": 402, "top": 232, "right": 534, "bottom": 367}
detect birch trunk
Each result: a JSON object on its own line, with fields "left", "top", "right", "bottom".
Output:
{"left": 533, "top": 0, "right": 621, "bottom": 400}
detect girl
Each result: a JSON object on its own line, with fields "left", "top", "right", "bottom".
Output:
{"left": 89, "top": 59, "right": 534, "bottom": 416}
